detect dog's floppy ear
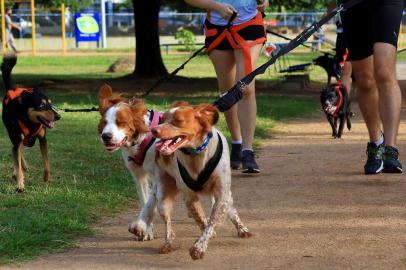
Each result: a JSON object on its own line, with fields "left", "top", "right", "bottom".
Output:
{"left": 171, "top": 101, "right": 190, "bottom": 108}
{"left": 129, "top": 98, "right": 149, "bottom": 134}
{"left": 98, "top": 84, "right": 122, "bottom": 114}
{"left": 194, "top": 104, "right": 220, "bottom": 131}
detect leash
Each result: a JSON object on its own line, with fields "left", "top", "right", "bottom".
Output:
{"left": 213, "top": 0, "right": 364, "bottom": 112}
{"left": 266, "top": 29, "right": 334, "bottom": 56}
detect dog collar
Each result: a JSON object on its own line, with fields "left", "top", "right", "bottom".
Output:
{"left": 128, "top": 110, "right": 161, "bottom": 165}
{"left": 333, "top": 85, "right": 344, "bottom": 117}
{"left": 177, "top": 132, "right": 223, "bottom": 192}
{"left": 180, "top": 131, "right": 213, "bottom": 155}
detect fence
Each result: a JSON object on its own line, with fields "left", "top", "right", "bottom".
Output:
{"left": 2, "top": 11, "right": 406, "bottom": 53}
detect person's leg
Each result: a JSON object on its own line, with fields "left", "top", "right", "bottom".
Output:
{"left": 209, "top": 50, "right": 240, "bottom": 141}
{"left": 234, "top": 43, "right": 263, "bottom": 173}
{"left": 352, "top": 57, "right": 382, "bottom": 142}
{"left": 374, "top": 42, "right": 403, "bottom": 173}
{"left": 209, "top": 49, "right": 243, "bottom": 169}
{"left": 373, "top": 43, "right": 401, "bottom": 147}
{"left": 341, "top": 62, "right": 352, "bottom": 94}
{"left": 351, "top": 56, "right": 385, "bottom": 174}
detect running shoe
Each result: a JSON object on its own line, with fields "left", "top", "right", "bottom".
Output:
{"left": 242, "top": 150, "right": 260, "bottom": 173}
{"left": 383, "top": 146, "right": 403, "bottom": 173}
{"left": 230, "top": 143, "right": 242, "bottom": 170}
{"left": 364, "top": 142, "right": 384, "bottom": 175}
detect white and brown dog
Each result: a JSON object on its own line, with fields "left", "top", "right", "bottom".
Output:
{"left": 97, "top": 84, "right": 160, "bottom": 241}
{"left": 132, "top": 102, "right": 252, "bottom": 260}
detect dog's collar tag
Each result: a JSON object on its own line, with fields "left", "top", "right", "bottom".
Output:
{"left": 180, "top": 131, "right": 213, "bottom": 155}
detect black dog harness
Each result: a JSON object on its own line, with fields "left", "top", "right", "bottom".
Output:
{"left": 177, "top": 133, "right": 223, "bottom": 192}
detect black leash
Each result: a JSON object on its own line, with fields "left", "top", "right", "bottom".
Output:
{"left": 266, "top": 29, "right": 334, "bottom": 56}
{"left": 213, "top": 0, "right": 364, "bottom": 112}
{"left": 63, "top": 107, "right": 99, "bottom": 112}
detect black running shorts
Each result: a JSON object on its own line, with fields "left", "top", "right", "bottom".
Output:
{"left": 341, "top": 0, "right": 403, "bottom": 61}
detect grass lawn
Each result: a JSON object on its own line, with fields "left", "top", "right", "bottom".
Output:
{"left": 1, "top": 53, "right": 318, "bottom": 264}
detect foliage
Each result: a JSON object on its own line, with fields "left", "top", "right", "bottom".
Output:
{"left": 175, "top": 28, "right": 197, "bottom": 51}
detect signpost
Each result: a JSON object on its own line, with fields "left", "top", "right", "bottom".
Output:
{"left": 75, "top": 12, "right": 100, "bottom": 48}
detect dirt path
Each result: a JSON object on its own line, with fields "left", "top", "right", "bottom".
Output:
{"left": 3, "top": 83, "right": 406, "bottom": 270}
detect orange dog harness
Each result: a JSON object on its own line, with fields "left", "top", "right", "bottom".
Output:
{"left": 205, "top": 12, "right": 266, "bottom": 75}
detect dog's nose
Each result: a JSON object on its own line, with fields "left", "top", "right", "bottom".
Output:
{"left": 54, "top": 113, "right": 61, "bottom": 121}
{"left": 102, "top": 133, "right": 113, "bottom": 142}
{"left": 151, "top": 127, "right": 160, "bottom": 137}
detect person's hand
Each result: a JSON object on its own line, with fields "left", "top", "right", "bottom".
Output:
{"left": 215, "top": 3, "right": 238, "bottom": 22}
{"left": 257, "top": 0, "right": 269, "bottom": 12}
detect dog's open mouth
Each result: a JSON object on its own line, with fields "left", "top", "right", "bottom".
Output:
{"left": 104, "top": 137, "right": 127, "bottom": 151}
{"left": 323, "top": 105, "right": 337, "bottom": 115}
{"left": 37, "top": 116, "right": 55, "bottom": 129}
{"left": 155, "top": 135, "right": 187, "bottom": 155}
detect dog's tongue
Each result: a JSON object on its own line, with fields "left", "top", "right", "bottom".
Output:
{"left": 155, "top": 139, "right": 173, "bottom": 152}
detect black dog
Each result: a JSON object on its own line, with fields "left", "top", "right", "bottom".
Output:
{"left": 1, "top": 54, "right": 61, "bottom": 192}
{"left": 313, "top": 53, "right": 342, "bottom": 85}
{"left": 320, "top": 83, "right": 352, "bottom": 139}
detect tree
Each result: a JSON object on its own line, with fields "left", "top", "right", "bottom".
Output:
{"left": 132, "top": 0, "right": 168, "bottom": 78}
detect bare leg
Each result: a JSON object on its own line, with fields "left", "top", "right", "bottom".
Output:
{"left": 351, "top": 56, "right": 382, "bottom": 142}
{"left": 234, "top": 43, "right": 263, "bottom": 149}
{"left": 373, "top": 43, "right": 402, "bottom": 147}
{"left": 341, "top": 61, "right": 353, "bottom": 94}
{"left": 209, "top": 50, "right": 241, "bottom": 141}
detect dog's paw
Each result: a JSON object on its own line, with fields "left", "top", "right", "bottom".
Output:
{"left": 15, "top": 187, "right": 25, "bottom": 193}
{"left": 189, "top": 245, "right": 205, "bottom": 260}
{"left": 238, "top": 231, "right": 254, "bottom": 238}
{"left": 159, "top": 243, "right": 175, "bottom": 254}
{"left": 128, "top": 221, "right": 147, "bottom": 240}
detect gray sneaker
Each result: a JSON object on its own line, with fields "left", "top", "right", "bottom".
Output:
{"left": 242, "top": 150, "right": 260, "bottom": 174}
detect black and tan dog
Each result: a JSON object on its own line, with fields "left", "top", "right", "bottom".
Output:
{"left": 320, "top": 83, "right": 352, "bottom": 139}
{"left": 1, "top": 54, "right": 60, "bottom": 192}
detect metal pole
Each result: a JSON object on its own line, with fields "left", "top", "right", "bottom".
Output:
{"left": 61, "top": 3, "right": 66, "bottom": 54}
{"left": 1, "top": 0, "right": 6, "bottom": 53}
{"left": 31, "top": 0, "right": 36, "bottom": 54}
{"left": 100, "top": 0, "right": 107, "bottom": 48}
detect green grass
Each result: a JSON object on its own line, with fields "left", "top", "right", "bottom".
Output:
{"left": 0, "top": 53, "right": 318, "bottom": 265}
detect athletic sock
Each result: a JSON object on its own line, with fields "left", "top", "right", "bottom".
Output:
{"left": 372, "top": 134, "right": 384, "bottom": 147}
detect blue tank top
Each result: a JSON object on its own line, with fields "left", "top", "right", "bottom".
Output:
{"left": 208, "top": 0, "right": 258, "bottom": 26}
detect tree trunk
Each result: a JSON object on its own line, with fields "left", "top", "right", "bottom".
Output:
{"left": 132, "top": 0, "right": 168, "bottom": 78}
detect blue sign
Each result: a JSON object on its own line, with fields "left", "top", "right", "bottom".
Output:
{"left": 75, "top": 12, "right": 100, "bottom": 47}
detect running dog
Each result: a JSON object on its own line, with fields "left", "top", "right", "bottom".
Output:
{"left": 97, "top": 84, "right": 160, "bottom": 241}
{"left": 1, "top": 54, "right": 61, "bottom": 192}
{"left": 132, "top": 102, "right": 252, "bottom": 260}
{"left": 320, "top": 83, "right": 352, "bottom": 138}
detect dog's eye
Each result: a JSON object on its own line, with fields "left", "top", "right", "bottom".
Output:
{"left": 39, "top": 103, "right": 46, "bottom": 110}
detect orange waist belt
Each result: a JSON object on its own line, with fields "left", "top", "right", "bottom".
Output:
{"left": 205, "top": 12, "right": 266, "bottom": 75}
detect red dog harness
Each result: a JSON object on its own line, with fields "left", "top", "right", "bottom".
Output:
{"left": 205, "top": 12, "right": 266, "bottom": 75}
{"left": 4, "top": 87, "right": 44, "bottom": 146}
{"left": 129, "top": 110, "right": 161, "bottom": 166}
{"left": 333, "top": 84, "right": 344, "bottom": 117}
